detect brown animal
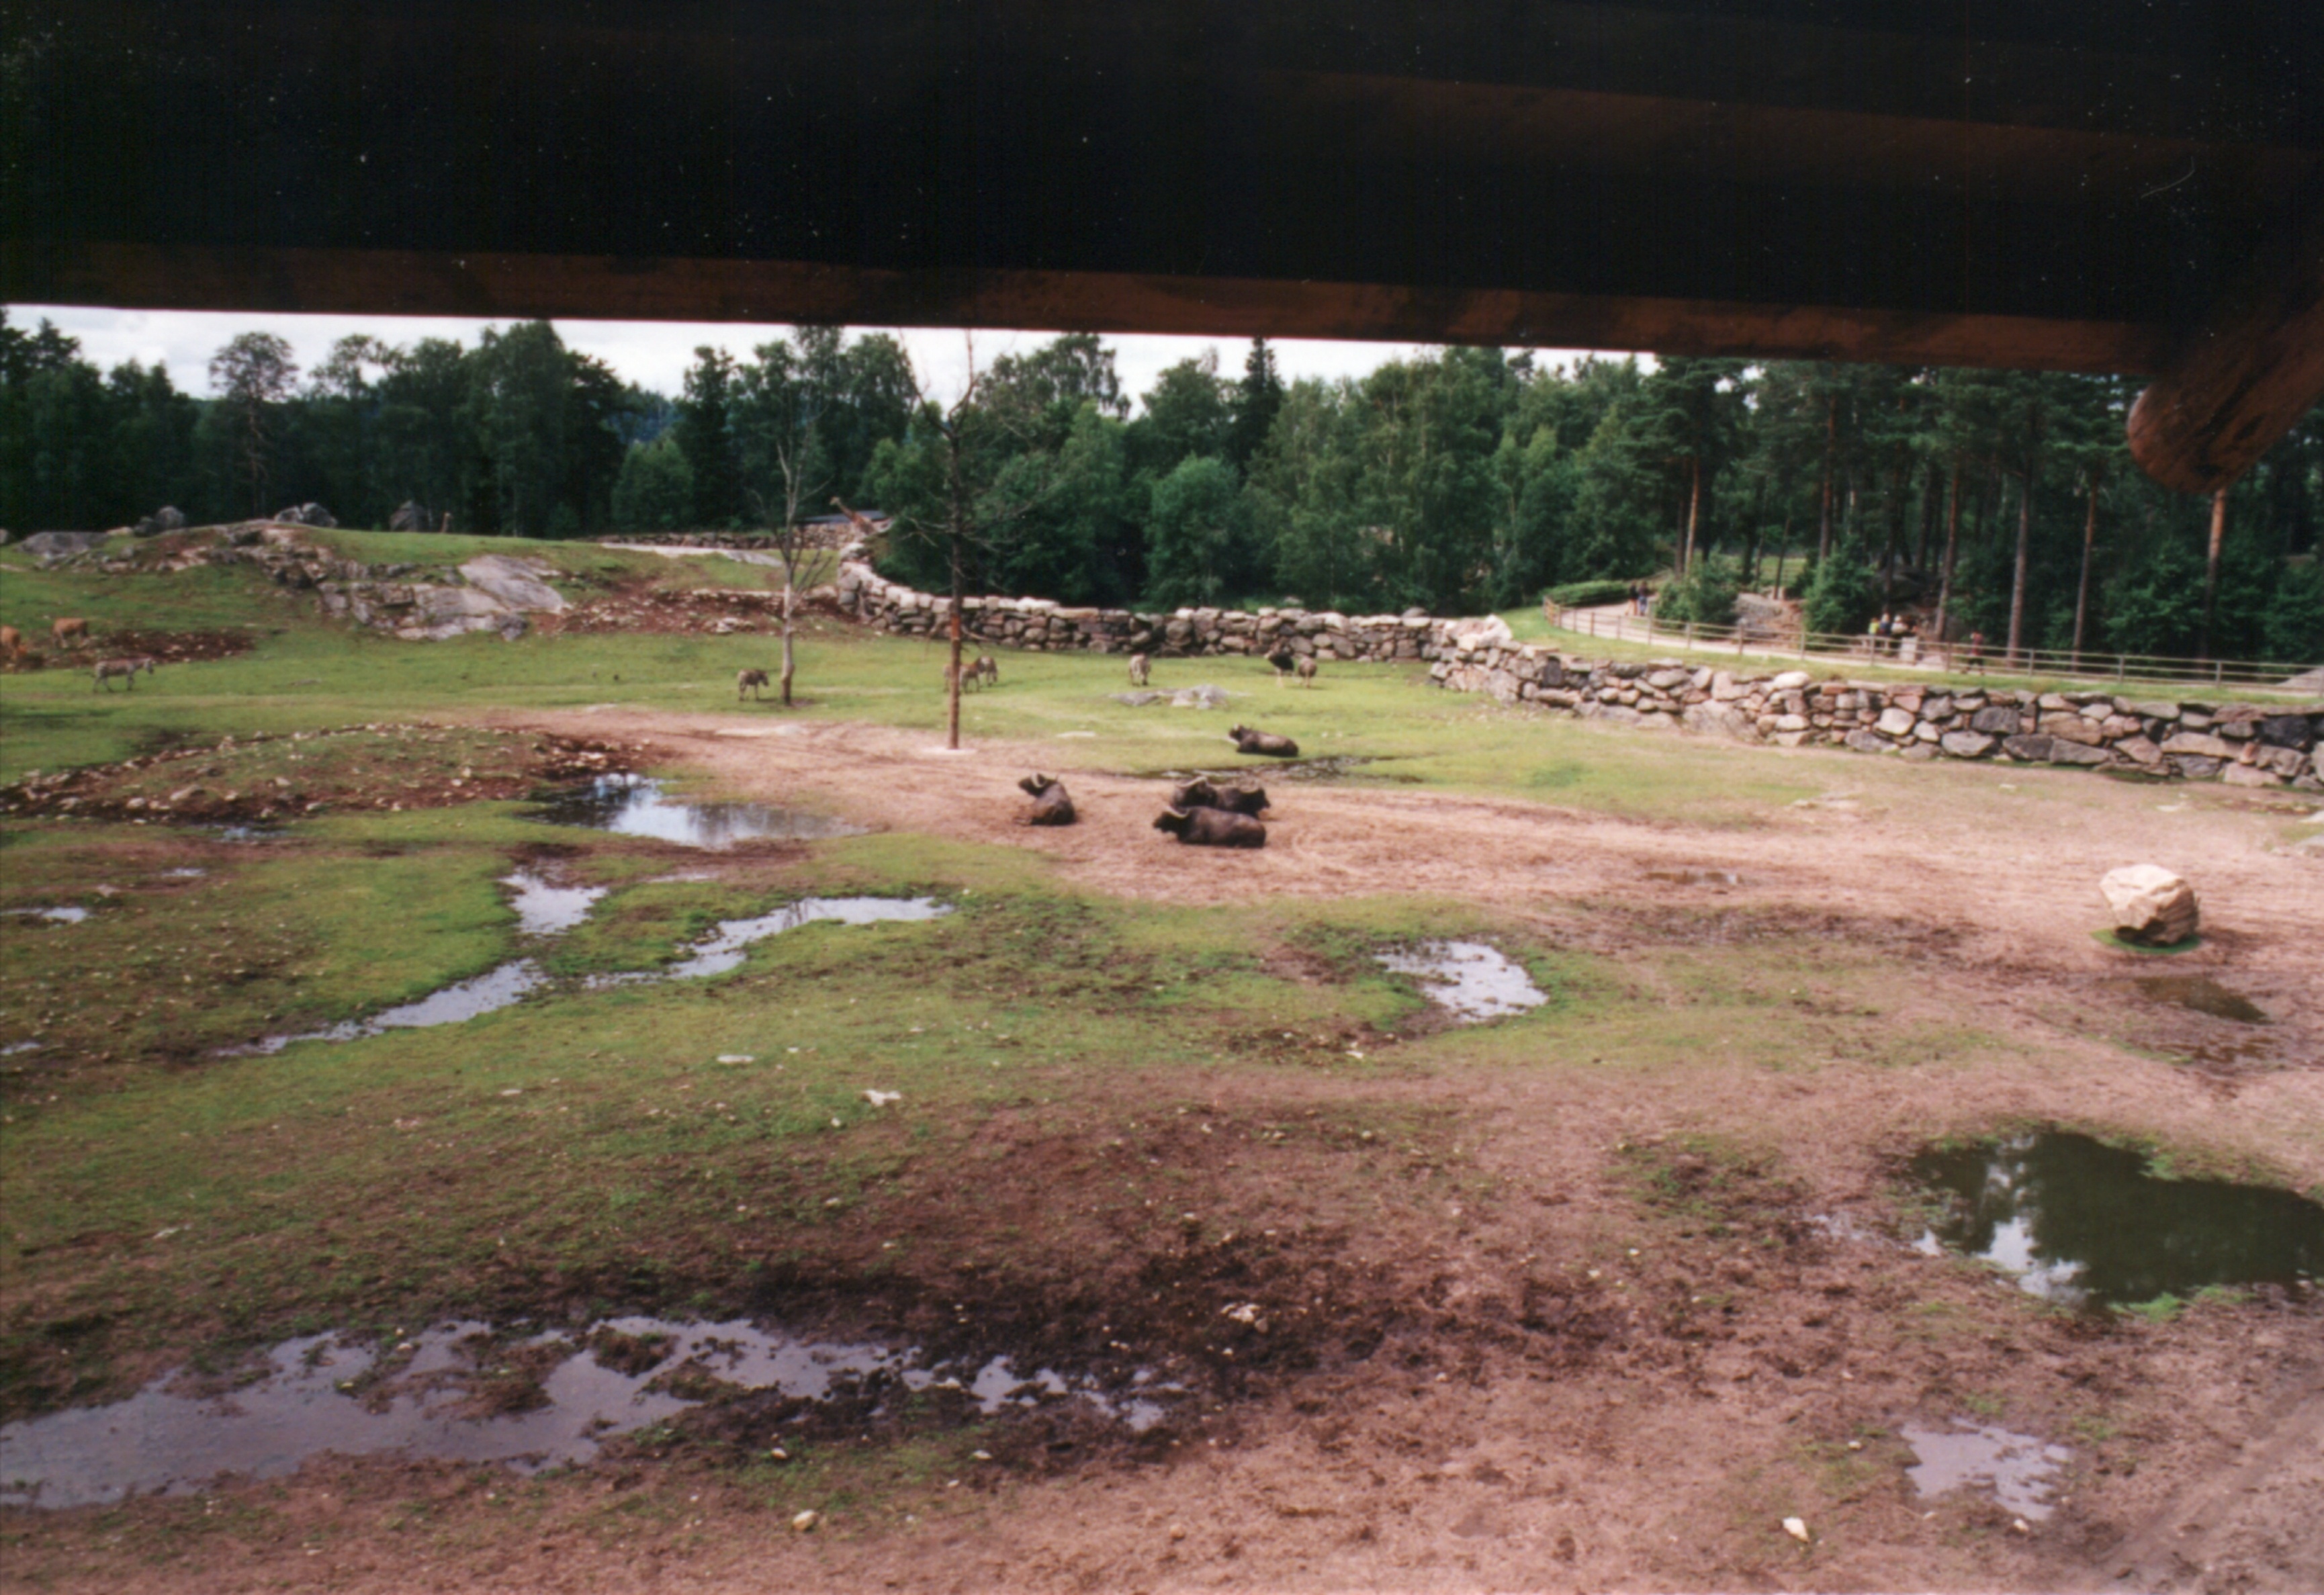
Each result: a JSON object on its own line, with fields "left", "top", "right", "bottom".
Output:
{"left": 1018, "top": 773, "right": 1077, "bottom": 826}
{"left": 1228, "top": 725, "right": 1300, "bottom": 758}
{"left": 0, "top": 625, "right": 19, "bottom": 659}
{"left": 52, "top": 617, "right": 89, "bottom": 649}
{"left": 737, "top": 668, "right": 770, "bottom": 701}
{"left": 1153, "top": 807, "right": 1266, "bottom": 848}
{"left": 1127, "top": 652, "right": 1151, "bottom": 686}
{"left": 92, "top": 656, "right": 156, "bottom": 691}
{"left": 1294, "top": 655, "right": 1317, "bottom": 687}
{"left": 973, "top": 654, "right": 999, "bottom": 688}
{"left": 945, "top": 660, "right": 981, "bottom": 693}
{"left": 1266, "top": 645, "right": 1297, "bottom": 680}
{"left": 1169, "top": 776, "right": 1269, "bottom": 816}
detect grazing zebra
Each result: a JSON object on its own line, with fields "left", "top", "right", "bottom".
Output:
{"left": 737, "top": 668, "right": 770, "bottom": 701}
{"left": 92, "top": 656, "right": 156, "bottom": 691}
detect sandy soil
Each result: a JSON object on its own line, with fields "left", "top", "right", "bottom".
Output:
{"left": 9, "top": 709, "right": 2319, "bottom": 1594}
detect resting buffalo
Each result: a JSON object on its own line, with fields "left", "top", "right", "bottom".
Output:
{"left": 1169, "top": 776, "right": 1269, "bottom": 816}
{"left": 1153, "top": 807, "right": 1266, "bottom": 848}
{"left": 1228, "top": 725, "right": 1300, "bottom": 758}
{"left": 1018, "top": 773, "right": 1077, "bottom": 826}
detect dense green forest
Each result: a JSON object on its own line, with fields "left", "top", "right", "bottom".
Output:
{"left": 5, "top": 310, "right": 2321, "bottom": 661}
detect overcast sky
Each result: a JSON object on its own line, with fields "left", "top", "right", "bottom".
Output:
{"left": 9, "top": 304, "right": 1638, "bottom": 407}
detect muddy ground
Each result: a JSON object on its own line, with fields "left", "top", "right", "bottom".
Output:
{"left": 5, "top": 711, "right": 2319, "bottom": 1594}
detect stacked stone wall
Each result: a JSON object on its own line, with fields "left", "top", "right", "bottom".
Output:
{"left": 1429, "top": 644, "right": 2323, "bottom": 790}
{"left": 838, "top": 559, "right": 2323, "bottom": 790}
{"left": 836, "top": 560, "right": 1448, "bottom": 664}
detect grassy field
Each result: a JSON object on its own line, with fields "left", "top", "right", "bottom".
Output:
{"left": 2, "top": 532, "right": 2318, "bottom": 1592}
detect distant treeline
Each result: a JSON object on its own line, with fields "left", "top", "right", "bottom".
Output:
{"left": 5, "top": 310, "right": 2320, "bottom": 660}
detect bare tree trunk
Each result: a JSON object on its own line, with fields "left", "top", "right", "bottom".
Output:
{"left": 2007, "top": 463, "right": 2035, "bottom": 665}
{"left": 1681, "top": 453, "right": 1701, "bottom": 575}
{"left": 2071, "top": 483, "right": 2098, "bottom": 665}
{"left": 1772, "top": 513, "right": 1791, "bottom": 595}
{"left": 1817, "top": 397, "right": 1835, "bottom": 563}
{"left": 2199, "top": 486, "right": 2227, "bottom": 661}
{"left": 1934, "top": 461, "right": 1961, "bottom": 645}
{"left": 779, "top": 578, "right": 797, "bottom": 705}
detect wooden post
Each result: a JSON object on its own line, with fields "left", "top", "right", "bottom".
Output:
{"left": 2071, "top": 482, "right": 2098, "bottom": 666}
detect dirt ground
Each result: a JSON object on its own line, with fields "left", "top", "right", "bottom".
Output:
{"left": 8, "top": 710, "right": 2319, "bottom": 1594}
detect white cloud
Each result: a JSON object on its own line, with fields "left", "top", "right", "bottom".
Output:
{"left": 9, "top": 304, "right": 1636, "bottom": 406}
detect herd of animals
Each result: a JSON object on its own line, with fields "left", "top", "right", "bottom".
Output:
{"left": 0, "top": 617, "right": 157, "bottom": 690}
{"left": 19, "top": 610, "right": 1312, "bottom": 844}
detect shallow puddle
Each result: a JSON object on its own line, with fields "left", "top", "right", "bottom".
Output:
{"left": 1376, "top": 941, "right": 1546, "bottom": 1023}
{"left": 2134, "top": 975, "right": 2269, "bottom": 1023}
{"left": 0, "top": 1316, "right": 1173, "bottom": 1509}
{"left": 1912, "top": 1132, "right": 2324, "bottom": 1307}
{"left": 664, "top": 897, "right": 951, "bottom": 978}
{"left": 229, "top": 962, "right": 547, "bottom": 1055}
{"left": 1899, "top": 1422, "right": 2070, "bottom": 1520}
{"left": 0, "top": 905, "right": 88, "bottom": 923}
{"left": 531, "top": 774, "right": 863, "bottom": 849}
{"left": 502, "top": 869, "right": 607, "bottom": 936}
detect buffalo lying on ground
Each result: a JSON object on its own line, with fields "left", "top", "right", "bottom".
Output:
{"left": 1154, "top": 806, "right": 1266, "bottom": 848}
{"left": 1018, "top": 773, "right": 1077, "bottom": 826}
{"left": 1228, "top": 725, "right": 1300, "bottom": 758}
{"left": 737, "top": 668, "right": 770, "bottom": 700}
{"left": 1169, "top": 776, "right": 1269, "bottom": 816}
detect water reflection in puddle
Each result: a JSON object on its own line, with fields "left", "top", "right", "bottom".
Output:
{"left": 666, "top": 898, "right": 951, "bottom": 978}
{"left": 0, "top": 1317, "right": 1176, "bottom": 1509}
{"left": 503, "top": 869, "right": 606, "bottom": 937}
{"left": 1900, "top": 1422, "right": 2070, "bottom": 1520}
{"left": 1, "top": 905, "right": 89, "bottom": 923}
{"left": 1912, "top": 1132, "right": 2324, "bottom": 1307}
{"left": 228, "top": 962, "right": 547, "bottom": 1055}
{"left": 1376, "top": 941, "right": 1546, "bottom": 1023}
{"left": 2133, "top": 975, "right": 2269, "bottom": 1023}
{"left": 595, "top": 897, "right": 952, "bottom": 985}
{"left": 531, "top": 775, "right": 864, "bottom": 849}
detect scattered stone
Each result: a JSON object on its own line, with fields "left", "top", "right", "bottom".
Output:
{"left": 863, "top": 1089, "right": 901, "bottom": 1107}
{"left": 791, "top": 1510, "right": 821, "bottom": 1533}
{"left": 1783, "top": 1516, "right": 1811, "bottom": 1543}
{"left": 2099, "top": 865, "right": 2199, "bottom": 946}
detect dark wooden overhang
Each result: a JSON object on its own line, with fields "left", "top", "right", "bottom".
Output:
{"left": 6, "top": 1, "right": 2319, "bottom": 492}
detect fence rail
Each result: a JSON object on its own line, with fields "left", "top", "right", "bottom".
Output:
{"left": 1544, "top": 604, "right": 2321, "bottom": 694}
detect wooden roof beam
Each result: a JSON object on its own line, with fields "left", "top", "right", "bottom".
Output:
{"left": 2128, "top": 177, "right": 2324, "bottom": 494}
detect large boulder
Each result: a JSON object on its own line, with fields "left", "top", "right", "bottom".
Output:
{"left": 274, "top": 502, "right": 338, "bottom": 528}
{"left": 387, "top": 500, "right": 436, "bottom": 533}
{"left": 134, "top": 506, "right": 187, "bottom": 538}
{"left": 2099, "top": 865, "right": 2199, "bottom": 946}
{"left": 1446, "top": 614, "right": 1514, "bottom": 651}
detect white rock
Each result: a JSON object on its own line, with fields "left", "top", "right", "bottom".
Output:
{"left": 863, "top": 1089, "right": 901, "bottom": 1107}
{"left": 791, "top": 1509, "right": 821, "bottom": 1533}
{"left": 1769, "top": 670, "right": 1812, "bottom": 690}
{"left": 1783, "top": 1516, "right": 1810, "bottom": 1542}
{"left": 717, "top": 1054, "right": 755, "bottom": 1064}
{"left": 2099, "top": 864, "right": 2199, "bottom": 946}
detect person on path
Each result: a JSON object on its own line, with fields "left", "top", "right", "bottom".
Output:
{"left": 1963, "top": 629, "right": 1986, "bottom": 674}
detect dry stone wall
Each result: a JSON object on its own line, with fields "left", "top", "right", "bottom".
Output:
{"left": 836, "top": 559, "right": 1451, "bottom": 663}
{"left": 840, "top": 559, "right": 2323, "bottom": 790}
{"left": 1431, "top": 643, "right": 2323, "bottom": 790}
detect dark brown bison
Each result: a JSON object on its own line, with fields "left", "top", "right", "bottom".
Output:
{"left": 1154, "top": 807, "right": 1266, "bottom": 848}
{"left": 1018, "top": 773, "right": 1077, "bottom": 826}
{"left": 1228, "top": 725, "right": 1300, "bottom": 758}
{"left": 1266, "top": 645, "right": 1297, "bottom": 680}
{"left": 1169, "top": 776, "right": 1269, "bottom": 816}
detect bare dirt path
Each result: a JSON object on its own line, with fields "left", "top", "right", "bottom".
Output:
{"left": 511, "top": 708, "right": 2324, "bottom": 1050}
